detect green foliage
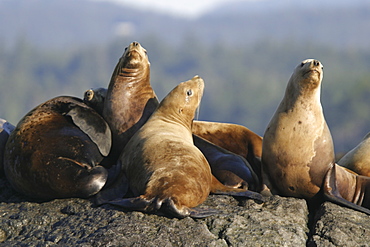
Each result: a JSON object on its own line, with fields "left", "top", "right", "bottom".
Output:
{"left": 0, "top": 37, "right": 369, "bottom": 153}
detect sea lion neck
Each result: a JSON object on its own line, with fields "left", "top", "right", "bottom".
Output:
{"left": 281, "top": 60, "right": 323, "bottom": 113}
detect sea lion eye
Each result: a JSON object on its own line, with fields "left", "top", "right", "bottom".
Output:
{"left": 300, "top": 62, "right": 305, "bottom": 67}
{"left": 186, "top": 89, "right": 193, "bottom": 96}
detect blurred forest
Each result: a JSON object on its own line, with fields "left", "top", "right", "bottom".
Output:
{"left": 0, "top": 0, "right": 369, "bottom": 154}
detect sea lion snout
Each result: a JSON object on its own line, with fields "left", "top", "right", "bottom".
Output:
{"left": 313, "top": 59, "right": 321, "bottom": 67}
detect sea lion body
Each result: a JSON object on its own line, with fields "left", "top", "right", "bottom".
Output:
{"left": 192, "top": 120, "right": 263, "bottom": 181}
{"left": 193, "top": 135, "right": 259, "bottom": 190}
{"left": 102, "top": 41, "right": 158, "bottom": 166}
{"left": 104, "top": 76, "right": 263, "bottom": 218}
{"left": 0, "top": 118, "right": 15, "bottom": 176}
{"left": 4, "top": 96, "right": 110, "bottom": 199}
{"left": 262, "top": 59, "right": 334, "bottom": 198}
{"left": 338, "top": 132, "right": 370, "bottom": 177}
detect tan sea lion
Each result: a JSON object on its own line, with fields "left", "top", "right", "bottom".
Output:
{"left": 102, "top": 41, "right": 158, "bottom": 167}
{"left": 86, "top": 86, "right": 261, "bottom": 195}
{"left": 100, "top": 76, "right": 264, "bottom": 218}
{"left": 4, "top": 96, "right": 111, "bottom": 200}
{"left": 262, "top": 58, "right": 370, "bottom": 214}
{"left": 262, "top": 59, "right": 331, "bottom": 198}
{"left": 338, "top": 132, "right": 370, "bottom": 177}
{"left": 0, "top": 118, "right": 15, "bottom": 176}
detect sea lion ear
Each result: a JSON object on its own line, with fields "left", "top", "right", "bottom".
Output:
{"left": 66, "top": 106, "right": 112, "bottom": 156}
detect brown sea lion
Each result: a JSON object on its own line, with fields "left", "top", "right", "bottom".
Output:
{"left": 262, "top": 58, "right": 370, "bottom": 214}
{"left": 4, "top": 96, "right": 111, "bottom": 200}
{"left": 322, "top": 164, "right": 370, "bottom": 213}
{"left": 338, "top": 132, "right": 370, "bottom": 177}
{"left": 193, "top": 135, "right": 260, "bottom": 191}
{"left": 102, "top": 41, "right": 158, "bottom": 166}
{"left": 86, "top": 86, "right": 261, "bottom": 195}
{"left": 0, "top": 118, "right": 15, "bottom": 176}
{"left": 100, "top": 76, "right": 264, "bottom": 218}
{"left": 192, "top": 120, "right": 263, "bottom": 179}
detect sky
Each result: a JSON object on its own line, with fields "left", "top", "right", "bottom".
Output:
{"left": 92, "top": 0, "right": 253, "bottom": 18}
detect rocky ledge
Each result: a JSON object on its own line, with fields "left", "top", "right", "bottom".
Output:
{"left": 0, "top": 176, "right": 369, "bottom": 247}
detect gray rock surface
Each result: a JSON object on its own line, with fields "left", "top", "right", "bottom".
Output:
{"left": 309, "top": 201, "right": 370, "bottom": 247}
{"left": 1, "top": 174, "right": 370, "bottom": 246}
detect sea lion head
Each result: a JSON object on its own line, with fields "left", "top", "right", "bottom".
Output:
{"left": 290, "top": 59, "right": 323, "bottom": 92}
{"left": 83, "top": 87, "right": 107, "bottom": 104}
{"left": 109, "top": 41, "right": 150, "bottom": 89}
{"left": 157, "top": 76, "right": 204, "bottom": 126}
{"left": 119, "top": 41, "right": 149, "bottom": 69}
{"left": 83, "top": 87, "right": 107, "bottom": 115}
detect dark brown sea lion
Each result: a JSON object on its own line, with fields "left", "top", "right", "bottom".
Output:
{"left": 102, "top": 41, "right": 158, "bottom": 166}
{"left": 83, "top": 87, "right": 107, "bottom": 116}
{"left": 0, "top": 118, "right": 15, "bottom": 176}
{"left": 3, "top": 96, "right": 111, "bottom": 200}
{"left": 100, "top": 76, "right": 264, "bottom": 218}
{"left": 262, "top": 58, "right": 370, "bottom": 214}
{"left": 338, "top": 132, "right": 370, "bottom": 177}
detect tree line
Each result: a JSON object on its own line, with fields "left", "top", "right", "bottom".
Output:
{"left": 1, "top": 36, "right": 369, "bottom": 153}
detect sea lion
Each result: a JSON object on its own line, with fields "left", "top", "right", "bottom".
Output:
{"left": 262, "top": 58, "right": 370, "bottom": 214}
{"left": 322, "top": 163, "right": 370, "bottom": 214}
{"left": 3, "top": 96, "right": 111, "bottom": 200}
{"left": 0, "top": 118, "right": 15, "bottom": 176}
{"left": 102, "top": 41, "right": 158, "bottom": 166}
{"left": 262, "top": 59, "right": 333, "bottom": 198}
{"left": 86, "top": 86, "right": 261, "bottom": 194}
{"left": 193, "top": 135, "right": 260, "bottom": 191}
{"left": 100, "top": 76, "right": 264, "bottom": 218}
{"left": 192, "top": 120, "right": 263, "bottom": 179}
{"left": 83, "top": 87, "right": 107, "bottom": 116}
{"left": 338, "top": 132, "right": 370, "bottom": 177}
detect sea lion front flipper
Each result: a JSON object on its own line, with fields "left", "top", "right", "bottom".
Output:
{"left": 322, "top": 164, "right": 370, "bottom": 215}
{"left": 94, "top": 170, "right": 129, "bottom": 206}
{"left": 66, "top": 105, "right": 112, "bottom": 156}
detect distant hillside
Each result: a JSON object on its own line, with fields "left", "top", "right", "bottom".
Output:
{"left": 0, "top": 0, "right": 188, "bottom": 49}
{"left": 0, "top": 0, "right": 370, "bottom": 50}
{"left": 198, "top": 0, "right": 370, "bottom": 50}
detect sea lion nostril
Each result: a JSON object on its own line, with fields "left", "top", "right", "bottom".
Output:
{"left": 314, "top": 60, "right": 320, "bottom": 67}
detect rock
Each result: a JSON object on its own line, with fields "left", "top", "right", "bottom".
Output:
{"left": 1, "top": 173, "right": 370, "bottom": 246}
{"left": 309, "top": 201, "right": 370, "bottom": 247}
{"left": 0, "top": 175, "right": 308, "bottom": 246}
